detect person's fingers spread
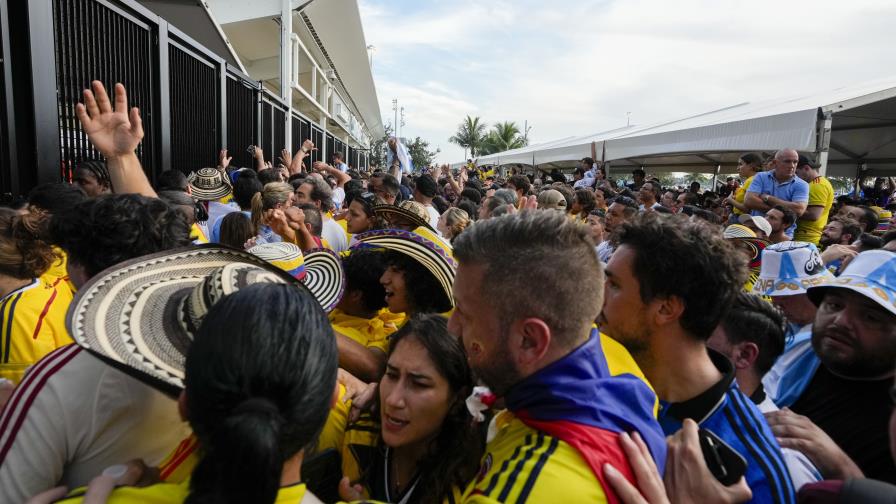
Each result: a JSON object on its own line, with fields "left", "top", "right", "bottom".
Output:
{"left": 92, "top": 81, "right": 112, "bottom": 113}
{"left": 75, "top": 103, "right": 91, "bottom": 127}
{"left": 114, "top": 83, "right": 128, "bottom": 114}
{"left": 603, "top": 463, "right": 648, "bottom": 504}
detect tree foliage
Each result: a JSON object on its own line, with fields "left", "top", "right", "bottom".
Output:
{"left": 449, "top": 116, "right": 488, "bottom": 158}
{"left": 480, "top": 121, "right": 529, "bottom": 155}
{"left": 406, "top": 136, "right": 440, "bottom": 169}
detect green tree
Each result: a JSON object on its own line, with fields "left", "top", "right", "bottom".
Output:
{"left": 480, "top": 121, "right": 528, "bottom": 155}
{"left": 406, "top": 136, "right": 440, "bottom": 169}
{"left": 368, "top": 124, "right": 394, "bottom": 169}
{"left": 449, "top": 115, "right": 487, "bottom": 158}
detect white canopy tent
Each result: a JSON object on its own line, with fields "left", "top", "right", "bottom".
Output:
{"left": 468, "top": 77, "right": 896, "bottom": 178}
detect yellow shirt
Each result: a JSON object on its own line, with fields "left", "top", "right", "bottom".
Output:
{"left": 0, "top": 277, "right": 74, "bottom": 384}
{"left": 460, "top": 411, "right": 607, "bottom": 503}
{"left": 191, "top": 223, "right": 209, "bottom": 244}
{"left": 156, "top": 384, "right": 353, "bottom": 484}
{"left": 732, "top": 175, "right": 755, "bottom": 216}
{"left": 329, "top": 309, "right": 397, "bottom": 354}
{"left": 57, "top": 477, "right": 309, "bottom": 503}
{"left": 794, "top": 176, "right": 834, "bottom": 245}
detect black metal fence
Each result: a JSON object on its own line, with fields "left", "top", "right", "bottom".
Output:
{"left": 0, "top": 0, "right": 365, "bottom": 196}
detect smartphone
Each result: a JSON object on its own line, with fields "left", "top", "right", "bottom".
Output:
{"left": 698, "top": 428, "right": 747, "bottom": 486}
{"left": 246, "top": 145, "right": 256, "bottom": 156}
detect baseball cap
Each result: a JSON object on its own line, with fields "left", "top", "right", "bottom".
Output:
{"left": 738, "top": 214, "right": 773, "bottom": 238}
{"left": 537, "top": 189, "right": 567, "bottom": 211}
{"left": 797, "top": 154, "right": 813, "bottom": 168}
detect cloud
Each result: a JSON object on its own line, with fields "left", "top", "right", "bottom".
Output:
{"left": 360, "top": 0, "right": 896, "bottom": 163}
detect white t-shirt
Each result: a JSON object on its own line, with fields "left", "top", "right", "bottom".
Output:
{"left": 425, "top": 205, "right": 440, "bottom": 230}
{"left": 0, "top": 345, "right": 190, "bottom": 502}
{"left": 756, "top": 395, "right": 821, "bottom": 490}
{"left": 332, "top": 187, "right": 346, "bottom": 210}
{"left": 322, "top": 217, "right": 349, "bottom": 253}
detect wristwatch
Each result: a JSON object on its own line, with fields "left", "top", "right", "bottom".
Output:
{"left": 762, "top": 194, "right": 771, "bottom": 204}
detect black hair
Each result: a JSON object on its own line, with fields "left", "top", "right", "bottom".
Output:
{"left": 49, "top": 194, "right": 192, "bottom": 278}
{"left": 384, "top": 250, "right": 451, "bottom": 314}
{"left": 882, "top": 229, "right": 896, "bottom": 245}
{"left": 610, "top": 195, "right": 639, "bottom": 211}
{"left": 632, "top": 168, "right": 646, "bottom": 178}
{"left": 342, "top": 249, "right": 388, "bottom": 313}
{"left": 258, "top": 169, "right": 281, "bottom": 185}
{"left": 616, "top": 213, "right": 746, "bottom": 340}
{"left": 185, "top": 283, "right": 337, "bottom": 504}
{"left": 27, "top": 183, "right": 86, "bottom": 215}
{"left": 509, "top": 175, "right": 531, "bottom": 195}
{"left": 377, "top": 174, "right": 401, "bottom": 196}
{"left": 233, "top": 171, "right": 264, "bottom": 210}
{"left": 75, "top": 160, "right": 112, "bottom": 189}
{"left": 156, "top": 170, "right": 190, "bottom": 192}
{"left": 376, "top": 314, "right": 482, "bottom": 504}
{"left": 739, "top": 153, "right": 763, "bottom": 168}
{"left": 718, "top": 292, "right": 786, "bottom": 376}
{"left": 432, "top": 196, "right": 450, "bottom": 215}
{"left": 460, "top": 188, "right": 482, "bottom": 205}
{"left": 344, "top": 178, "right": 365, "bottom": 195}
{"left": 771, "top": 205, "right": 797, "bottom": 228}
{"left": 856, "top": 233, "right": 883, "bottom": 251}
{"left": 857, "top": 205, "right": 880, "bottom": 233}
{"left": 414, "top": 174, "right": 439, "bottom": 198}
{"left": 457, "top": 200, "right": 479, "bottom": 222}
{"left": 219, "top": 212, "right": 255, "bottom": 250}
{"left": 158, "top": 190, "right": 197, "bottom": 225}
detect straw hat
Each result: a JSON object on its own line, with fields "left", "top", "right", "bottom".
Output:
{"left": 373, "top": 201, "right": 434, "bottom": 231}
{"left": 352, "top": 226, "right": 456, "bottom": 310}
{"left": 728, "top": 237, "right": 771, "bottom": 271}
{"left": 187, "top": 167, "right": 233, "bottom": 201}
{"left": 247, "top": 242, "right": 345, "bottom": 312}
{"left": 806, "top": 250, "right": 896, "bottom": 316}
{"left": 723, "top": 224, "right": 757, "bottom": 239}
{"left": 752, "top": 241, "right": 833, "bottom": 297}
{"left": 875, "top": 209, "right": 892, "bottom": 235}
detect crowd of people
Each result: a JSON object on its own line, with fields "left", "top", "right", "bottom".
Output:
{"left": 0, "top": 80, "right": 894, "bottom": 504}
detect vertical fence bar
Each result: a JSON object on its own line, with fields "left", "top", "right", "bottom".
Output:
{"left": 28, "top": 0, "right": 60, "bottom": 188}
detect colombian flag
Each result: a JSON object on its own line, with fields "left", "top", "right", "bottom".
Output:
{"left": 505, "top": 330, "right": 666, "bottom": 504}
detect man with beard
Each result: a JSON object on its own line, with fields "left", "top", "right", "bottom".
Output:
{"left": 763, "top": 250, "right": 896, "bottom": 484}
{"left": 819, "top": 217, "right": 862, "bottom": 249}
{"left": 449, "top": 210, "right": 666, "bottom": 503}
{"left": 601, "top": 213, "right": 795, "bottom": 503}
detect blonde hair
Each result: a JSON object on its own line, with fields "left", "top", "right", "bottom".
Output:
{"left": 442, "top": 207, "right": 470, "bottom": 240}
{"left": 251, "top": 182, "right": 293, "bottom": 229}
{"left": 0, "top": 208, "right": 58, "bottom": 279}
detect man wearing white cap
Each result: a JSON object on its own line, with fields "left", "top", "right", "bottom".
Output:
{"left": 753, "top": 242, "right": 833, "bottom": 341}
{"left": 763, "top": 250, "right": 896, "bottom": 484}
{"left": 739, "top": 213, "right": 772, "bottom": 240}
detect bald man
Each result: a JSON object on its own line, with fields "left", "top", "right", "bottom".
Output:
{"left": 744, "top": 148, "right": 809, "bottom": 238}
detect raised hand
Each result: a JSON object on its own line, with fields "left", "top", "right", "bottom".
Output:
{"left": 279, "top": 149, "right": 292, "bottom": 168}
{"left": 218, "top": 149, "right": 232, "bottom": 169}
{"left": 301, "top": 139, "right": 315, "bottom": 154}
{"left": 75, "top": 81, "right": 144, "bottom": 158}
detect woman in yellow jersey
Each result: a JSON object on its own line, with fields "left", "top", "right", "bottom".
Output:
{"left": 725, "top": 152, "right": 763, "bottom": 220}
{"left": 58, "top": 283, "right": 337, "bottom": 504}
{"left": 340, "top": 315, "right": 483, "bottom": 504}
{"left": 0, "top": 209, "right": 73, "bottom": 384}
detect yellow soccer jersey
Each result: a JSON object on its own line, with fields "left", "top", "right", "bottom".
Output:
{"left": 460, "top": 411, "right": 607, "bottom": 503}
{"left": 156, "top": 384, "right": 352, "bottom": 484}
{"left": 794, "top": 176, "right": 834, "bottom": 245}
{"left": 330, "top": 309, "right": 394, "bottom": 354}
{"left": 732, "top": 176, "right": 755, "bottom": 216}
{"left": 57, "top": 478, "right": 309, "bottom": 503}
{"left": 0, "top": 277, "right": 74, "bottom": 384}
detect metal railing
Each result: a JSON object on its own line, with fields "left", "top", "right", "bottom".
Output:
{"left": 0, "top": 0, "right": 365, "bottom": 195}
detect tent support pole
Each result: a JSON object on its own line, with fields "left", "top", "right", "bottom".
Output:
{"left": 816, "top": 111, "right": 833, "bottom": 176}
{"left": 854, "top": 162, "right": 865, "bottom": 195}
{"left": 711, "top": 164, "right": 721, "bottom": 191}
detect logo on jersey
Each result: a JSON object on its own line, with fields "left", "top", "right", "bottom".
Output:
{"left": 476, "top": 453, "right": 493, "bottom": 483}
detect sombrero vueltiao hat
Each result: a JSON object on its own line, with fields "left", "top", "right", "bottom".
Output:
{"left": 373, "top": 201, "right": 434, "bottom": 231}
{"left": 352, "top": 226, "right": 456, "bottom": 310}
{"left": 753, "top": 241, "right": 833, "bottom": 297}
{"left": 723, "top": 224, "right": 756, "bottom": 239}
{"left": 66, "top": 245, "right": 328, "bottom": 394}
{"left": 188, "top": 167, "right": 233, "bottom": 201}
{"left": 247, "top": 242, "right": 345, "bottom": 312}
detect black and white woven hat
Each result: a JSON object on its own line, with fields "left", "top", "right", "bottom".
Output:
{"left": 187, "top": 167, "right": 232, "bottom": 201}
{"left": 66, "top": 245, "right": 323, "bottom": 394}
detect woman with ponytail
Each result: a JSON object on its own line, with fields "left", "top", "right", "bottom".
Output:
{"left": 250, "top": 182, "right": 296, "bottom": 244}
{"left": 436, "top": 207, "right": 470, "bottom": 243}
{"left": 56, "top": 283, "right": 338, "bottom": 504}
{"left": 0, "top": 208, "right": 73, "bottom": 384}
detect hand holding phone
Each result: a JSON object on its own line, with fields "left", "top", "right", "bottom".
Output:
{"left": 698, "top": 428, "right": 748, "bottom": 486}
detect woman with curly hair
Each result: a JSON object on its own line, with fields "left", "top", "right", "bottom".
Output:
{"left": 340, "top": 315, "right": 483, "bottom": 504}
{"left": 570, "top": 188, "right": 596, "bottom": 221}
{"left": 0, "top": 209, "right": 73, "bottom": 384}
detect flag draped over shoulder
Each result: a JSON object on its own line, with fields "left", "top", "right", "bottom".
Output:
{"left": 505, "top": 331, "right": 667, "bottom": 504}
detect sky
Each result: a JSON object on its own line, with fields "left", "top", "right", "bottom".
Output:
{"left": 358, "top": 0, "right": 896, "bottom": 165}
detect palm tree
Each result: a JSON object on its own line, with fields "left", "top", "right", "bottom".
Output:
{"left": 449, "top": 116, "right": 487, "bottom": 158}
{"left": 480, "top": 121, "right": 527, "bottom": 155}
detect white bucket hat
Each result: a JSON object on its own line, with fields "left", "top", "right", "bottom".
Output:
{"left": 753, "top": 241, "right": 833, "bottom": 297}
{"left": 807, "top": 250, "right": 896, "bottom": 316}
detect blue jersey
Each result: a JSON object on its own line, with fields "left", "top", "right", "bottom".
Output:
{"left": 659, "top": 350, "right": 795, "bottom": 504}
